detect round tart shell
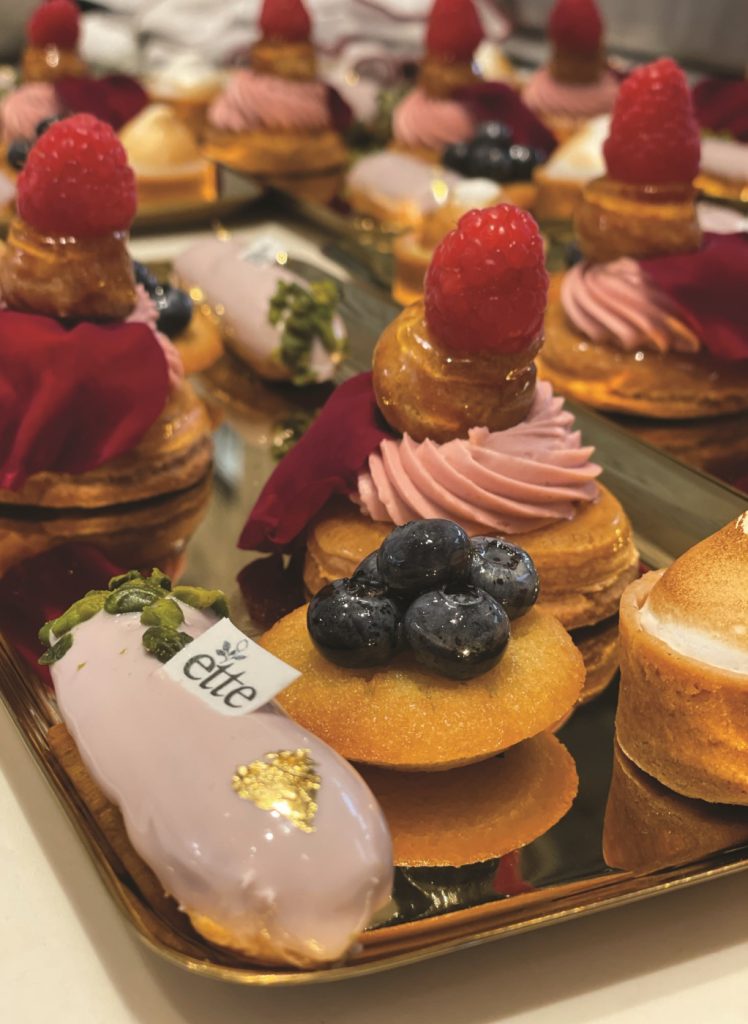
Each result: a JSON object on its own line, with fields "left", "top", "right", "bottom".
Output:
{"left": 202, "top": 126, "right": 348, "bottom": 177}
{"left": 261, "top": 603, "right": 585, "bottom": 771}
{"left": 359, "top": 732, "right": 578, "bottom": 866}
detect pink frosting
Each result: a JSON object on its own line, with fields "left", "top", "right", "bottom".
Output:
{"left": 392, "top": 87, "right": 474, "bottom": 152}
{"left": 561, "top": 260, "right": 701, "bottom": 354}
{"left": 523, "top": 68, "right": 618, "bottom": 121}
{"left": 1, "top": 83, "right": 60, "bottom": 145}
{"left": 207, "top": 70, "right": 332, "bottom": 133}
{"left": 355, "top": 381, "right": 601, "bottom": 535}
{"left": 126, "top": 284, "right": 184, "bottom": 390}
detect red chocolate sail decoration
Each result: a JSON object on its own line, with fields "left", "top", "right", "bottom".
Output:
{"left": 639, "top": 233, "right": 748, "bottom": 362}
{"left": 692, "top": 78, "right": 748, "bottom": 143}
{"left": 239, "top": 372, "right": 395, "bottom": 552}
{"left": 55, "top": 75, "right": 150, "bottom": 132}
{"left": 0, "top": 311, "right": 170, "bottom": 489}
{"left": 453, "top": 81, "right": 557, "bottom": 154}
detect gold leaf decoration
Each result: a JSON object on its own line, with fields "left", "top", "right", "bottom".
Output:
{"left": 232, "top": 749, "right": 320, "bottom": 833}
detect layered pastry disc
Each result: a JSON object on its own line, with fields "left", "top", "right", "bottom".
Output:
{"left": 603, "top": 741, "right": 748, "bottom": 874}
{"left": 616, "top": 513, "right": 748, "bottom": 805}
{"left": 540, "top": 273, "right": 748, "bottom": 419}
{"left": 262, "top": 603, "right": 584, "bottom": 771}
{"left": 360, "top": 733, "right": 578, "bottom": 866}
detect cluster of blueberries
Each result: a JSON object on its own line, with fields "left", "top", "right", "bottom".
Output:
{"left": 6, "top": 116, "right": 63, "bottom": 170}
{"left": 307, "top": 519, "right": 540, "bottom": 681}
{"left": 442, "top": 122, "right": 548, "bottom": 183}
{"left": 132, "top": 261, "right": 194, "bottom": 339}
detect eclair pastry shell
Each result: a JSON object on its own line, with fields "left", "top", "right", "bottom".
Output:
{"left": 617, "top": 571, "right": 748, "bottom": 805}
{"left": 262, "top": 603, "right": 584, "bottom": 771}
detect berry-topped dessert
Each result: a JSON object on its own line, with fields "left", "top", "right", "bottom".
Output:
{"left": 0, "top": 114, "right": 212, "bottom": 507}
{"left": 539, "top": 58, "right": 748, "bottom": 419}
{"left": 692, "top": 77, "right": 748, "bottom": 204}
{"left": 202, "top": 0, "right": 349, "bottom": 200}
{"left": 243, "top": 203, "right": 639, "bottom": 703}
{"left": 261, "top": 518, "right": 582, "bottom": 865}
{"left": 40, "top": 567, "right": 393, "bottom": 966}
{"left": 443, "top": 120, "right": 548, "bottom": 201}
{"left": 22, "top": 0, "right": 87, "bottom": 83}
{"left": 523, "top": 0, "right": 618, "bottom": 143}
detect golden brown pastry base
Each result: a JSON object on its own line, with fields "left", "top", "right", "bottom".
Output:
{"left": 603, "top": 741, "right": 748, "bottom": 873}
{"left": 250, "top": 38, "right": 316, "bottom": 82}
{"left": 539, "top": 274, "right": 748, "bottom": 419}
{"left": 48, "top": 723, "right": 335, "bottom": 968}
{"left": 173, "top": 306, "right": 224, "bottom": 375}
{"left": 304, "top": 488, "right": 638, "bottom": 631}
{"left": 0, "top": 382, "right": 213, "bottom": 509}
{"left": 549, "top": 49, "right": 605, "bottom": 86}
{"left": 359, "top": 733, "right": 578, "bottom": 866}
{"left": 617, "top": 572, "right": 748, "bottom": 805}
{"left": 344, "top": 183, "right": 429, "bottom": 233}
{"left": 201, "top": 125, "right": 348, "bottom": 177}
{"left": 262, "top": 603, "right": 584, "bottom": 771}
{"left": 532, "top": 167, "right": 585, "bottom": 222}
{"left": 418, "top": 55, "right": 479, "bottom": 100}
{"left": 572, "top": 617, "right": 619, "bottom": 702}
{"left": 135, "top": 162, "right": 218, "bottom": 209}
{"left": 695, "top": 171, "right": 748, "bottom": 204}
{"left": 22, "top": 45, "right": 86, "bottom": 82}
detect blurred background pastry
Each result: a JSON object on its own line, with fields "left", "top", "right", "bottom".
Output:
{"left": 22, "top": 0, "right": 86, "bottom": 82}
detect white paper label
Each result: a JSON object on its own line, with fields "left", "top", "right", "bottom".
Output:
{"left": 239, "top": 234, "right": 289, "bottom": 267}
{"left": 163, "top": 619, "right": 300, "bottom": 716}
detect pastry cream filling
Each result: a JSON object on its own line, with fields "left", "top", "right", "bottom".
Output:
{"left": 639, "top": 600, "right": 748, "bottom": 675}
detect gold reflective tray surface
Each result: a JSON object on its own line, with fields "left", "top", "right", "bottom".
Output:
{"left": 1, "top": 247, "right": 747, "bottom": 987}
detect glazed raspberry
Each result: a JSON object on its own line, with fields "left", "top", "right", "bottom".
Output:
{"left": 424, "top": 204, "right": 548, "bottom": 354}
{"left": 604, "top": 58, "right": 701, "bottom": 185}
{"left": 27, "top": 0, "right": 80, "bottom": 49}
{"left": 260, "top": 0, "right": 311, "bottom": 43}
{"left": 548, "top": 0, "right": 602, "bottom": 55}
{"left": 426, "top": 0, "right": 483, "bottom": 62}
{"left": 17, "top": 114, "right": 136, "bottom": 238}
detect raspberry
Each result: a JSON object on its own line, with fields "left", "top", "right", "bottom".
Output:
{"left": 424, "top": 204, "right": 548, "bottom": 354}
{"left": 27, "top": 0, "right": 80, "bottom": 49}
{"left": 548, "top": 0, "right": 602, "bottom": 55}
{"left": 17, "top": 114, "right": 136, "bottom": 238}
{"left": 603, "top": 58, "right": 701, "bottom": 185}
{"left": 260, "top": 0, "right": 311, "bottom": 43}
{"left": 426, "top": 0, "right": 483, "bottom": 62}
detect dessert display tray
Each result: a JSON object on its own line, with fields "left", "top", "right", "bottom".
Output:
{"left": 1, "top": 247, "right": 747, "bottom": 987}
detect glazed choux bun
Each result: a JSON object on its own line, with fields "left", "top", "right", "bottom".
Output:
{"left": 616, "top": 512, "right": 748, "bottom": 805}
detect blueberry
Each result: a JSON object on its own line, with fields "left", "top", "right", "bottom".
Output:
{"left": 404, "top": 586, "right": 510, "bottom": 680}
{"left": 36, "top": 115, "right": 63, "bottom": 137}
{"left": 154, "top": 284, "right": 193, "bottom": 338}
{"left": 469, "top": 537, "right": 539, "bottom": 619}
{"left": 443, "top": 141, "right": 470, "bottom": 172}
{"left": 564, "top": 242, "right": 583, "bottom": 267}
{"left": 353, "top": 550, "right": 385, "bottom": 585}
{"left": 377, "top": 519, "right": 472, "bottom": 596}
{"left": 475, "top": 121, "right": 513, "bottom": 144}
{"left": 132, "top": 260, "right": 159, "bottom": 295}
{"left": 7, "top": 138, "right": 30, "bottom": 171}
{"left": 466, "top": 141, "right": 513, "bottom": 181}
{"left": 307, "top": 577, "right": 402, "bottom": 668}
{"left": 507, "top": 144, "right": 538, "bottom": 180}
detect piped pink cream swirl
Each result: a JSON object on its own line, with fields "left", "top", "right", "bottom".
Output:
{"left": 392, "top": 87, "right": 474, "bottom": 152}
{"left": 208, "top": 70, "right": 332, "bottom": 133}
{"left": 523, "top": 68, "right": 618, "bottom": 121}
{"left": 355, "top": 381, "right": 601, "bottom": 535}
{"left": 561, "top": 260, "right": 700, "bottom": 354}
{"left": 1, "top": 83, "right": 60, "bottom": 145}
{"left": 126, "top": 284, "right": 184, "bottom": 391}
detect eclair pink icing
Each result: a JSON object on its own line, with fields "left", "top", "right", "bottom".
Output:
{"left": 207, "top": 70, "right": 332, "bottom": 134}
{"left": 561, "top": 259, "right": 700, "bottom": 354}
{"left": 1, "top": 82, "right": 60, "bottom": 145}
{"left": 392, "top": 87, "right": 474, "bottom": 152}
{"left": 523, "top": 68, "right": 618, "bottom": 122}
{"left": 126, "top": 284, "right": 185, "bottom": 390}
{"left": 51, "top": 602, "right": 393, "bottom": 967}
{"left": 355, "top": 381, "right": 601, "bottom": 535}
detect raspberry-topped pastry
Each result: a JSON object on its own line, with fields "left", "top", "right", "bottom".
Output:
{"left": 243, "top": 204, "right": 639, "bottom": 702}
{"left": 22, "top": 0, "right": 87, "bottom": 83}
{"left": 523, "top": 0, "right": 619, "bottom": 142}
{"left": 539, "top": 59, "right": 748, "bottom": 419}
{"left": 0, "top": 114, "right": 211, "bottom": 508}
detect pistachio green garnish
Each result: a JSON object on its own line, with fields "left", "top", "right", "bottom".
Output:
{"left": 104, "top": 586, "right": 160, "bottom": 614}
{"left": 171, "top": 585, "right": 229, "bottom": 619}
{"left": 38, "top": 622, "right": 52, "bottom": 646}
{"left": 39, "top": 632, "right": 73, "bottom": 666}
{"left": 271, "top": 411, "right": 314, "bottom": 460}
{"left": 142, "top": 626, "right": 194, "bottom": 663}
{"left": 268, "top": 278, "right": 347, "bottom": 386}
{"left": 38, "top": 590, "right": 108, "bottom": 649}
{"left": 140, "top": 597, "right": 185, "bottom": 629}
{"left": 108, "top": 570, "right": 143, "bottom": 591}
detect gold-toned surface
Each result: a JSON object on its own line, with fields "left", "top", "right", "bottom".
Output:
{"left": 232, "top": 749, "right": 320, "bottom": 833}
{"left": 0, "top": 249, "right": 747, "bottom": 986}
